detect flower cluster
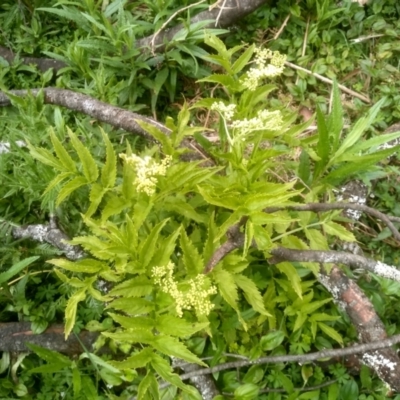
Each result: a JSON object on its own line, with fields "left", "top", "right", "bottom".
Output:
{"left": 210, "top": 102, "right": 237, "bottom": 121}
{"left": 119, "top": 153, "right": 172, "bottom": 196}
{"left": 231, "top": 109, "right": 283, "bottom": 134}
{"left": 243, "top": 48, "right": 286, "bottom": 91}
{"left": 152, "top": 262, "right": 217, "bottom": 317}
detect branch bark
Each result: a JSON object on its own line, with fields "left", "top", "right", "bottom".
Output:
{"left": 0, "top": 322, "right": 98, "bottom": 354}
{"left": 137, "top": 0, "right": 269, "bottom": 50}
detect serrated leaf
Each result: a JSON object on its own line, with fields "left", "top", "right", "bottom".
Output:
{"left": 276, "top": 262, "right": 302, "bottom": 299}
{"left": 100, "top": 130, "right": 116, "bottom": 188}
{"left": 56, "top": 176, "right": 87, "bottom": 206}
{"left": 151, "top": 354, "right": 200, "bottom": 396}
{"left": 152, "top": 335, "right": 205, "bottom": 366}
{"left": 25, "top": 343, "right": 71, "bottom": 367}
{"left": 106, "top": 297, "right": 154, "bottom": 314}
{"left": 260, "top": 330, "right": 285, "bottom": 351}
{"left": 65, "top": 288, "right": 87, "bottom": 338}
{"left": 139, "top": 219, "right": 169, "bottom": 269}
{"left": 180, "top": 229, "right": 203, "bottom": 276}
{"left": 156, "top": 315, "right": 209, "bottom": 337}
{"left": 67, "top": 128, "right": 99, "bottom": 183}
{"left": 103, "top": 330, "right": 155, "bottom": 343}
{"left": 318, "top": 322, "right": 343, "bottom": 345}
{"left": 50, "top": 129, "right": 76, "bottom": 173}
{"left": 85, "top": 183, "right": 107, "bottom": 218}
{"left": 243, "top": 220, "right": 254, "bottom": 257}
{"left": 212, "top": 267, "right": 239, "bottom": 312}
{"left": 138, "top": 371, "right": 159, "bottom": 400}
{"left": 47, "top": 258, "right": 106, "bottom": 274}
{"left": 28, "top": 142, "right": 64, "bottom": 170}
{"left": 108, "top": 313, "right": 154, "bottom": 330}
{"left": 43, "top": 172, "right": 73, "bottom": 195}
{"left": 151, "top": 229, "right": 180, "bottom": 268}
{"left": 112, "top": 347, "right": 154, "bottom": 370}
{"left": 323, "top": 221, "right": 356, "bottom": 241}
{"left": 232, "top": 44, "right": 255, "bottom": 74}
{"left": 330, "top": 97, "right": 385, "bottom": 163}
{"left": 135, "top": 120, "right": 174, "bottom": 154}
{"left": 305, "top": 228, "right": 329, "bottom": 250}
{"left": 234, "top": 274, "right": 270, "bottom": 316}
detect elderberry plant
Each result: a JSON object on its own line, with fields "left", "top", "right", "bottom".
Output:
{"left": 27, "top": 34, "right": 400, "bottom": 399}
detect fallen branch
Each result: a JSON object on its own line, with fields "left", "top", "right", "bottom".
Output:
{"left": 318, "top": 264, "right": 400, "bottom": 391}
{"left": 269, "top": 248, "right": 400, "bottom": 282}
{"left": 0, "top": 322, "right": 98, "bottom": 354}
{"left": 265, "top": 202, "right": 400, "bottom": 242}
{"left": 157, "top": 333, "right": 400, "bottom": 386}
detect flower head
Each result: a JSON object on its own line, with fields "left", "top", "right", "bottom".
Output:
{"left": 120, "top": 154, "right": 171, "bottom": 196}
{"left": 210, "top": 101, "right": 237, "bottom": 121}
{"left": 152, "top": 262, "right": 217, "bottom": 317}
{"left": 243, "top": 48, "right": 286, "bottom": 91}
{"left": 231, "top": 109, "right": 283, "bottom": 135}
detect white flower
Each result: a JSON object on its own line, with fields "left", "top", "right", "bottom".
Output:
{"left": 231, "top": 109, "right": 283, "bottom": 134}
{"left": 210, "top": 101, "right": 237, "bottom": 121}
{"left": 120, "top": 154, "right": 171, "bottom": 196}
{"left": 243, "top": 48, "right": 286, "bottom": 91}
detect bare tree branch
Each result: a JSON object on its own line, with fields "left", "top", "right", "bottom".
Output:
{"left": 318, "top": 265, "right": 400, "bottom": 391}
{"left": 0, "top": 46, "right": 66, "bottom": 73}
{"left": 265, "top": 202, "right": 400, "bottom": 242}
{"left": 157, "top": 333, "right": 400, "bottom": 385}
{"left": 12, "top": 216, "right": 84, "bottom": 260}
{"left": 0, "top": 88, "right": 168, "bottom": 140}
{"left": 0, "top": 322, "right": 98, "bottom": 354}
{"left": 136, "top": 0, "right": 269, "bottom": 50}
{"left": 269, "top": 248, "right": 400, "bottom": 282}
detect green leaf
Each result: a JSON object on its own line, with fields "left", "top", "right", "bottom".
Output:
{"left": 260, "top": 330, "right": 285, "bottom": 351}
{"left": 234, "top": 274, "right": 270, "bottom": 316}
{"left": 100, "top": 129, "right": 117, "bottom": 188}
{"left": 106, "top": 297, "right": 154, "bottom": 314}
{"left": 56, "top": 176, "right": 88, "bottom": 206}
{"left": 0, "top": 256, "right": 39, "bottom": 285}
{"left": 330, "top": 97, "right": 385, "bottom": 163}
{"left": 318, "top": 322, "right": 343, "bottom": 345}
{"left": 68, "top": 128, "right": 99, "bottom": 183}
{"left": 212, "top": 267, "right": 245, "bottom": 326}
{"left": 314, "top": 106, "right": 330, "bottom": 179}
{"left": 323, "top": 221, "right": 356, "bottom": 241}
{"left": 305, "top": 228, "right": 329, "bottom": 250}
{"left": 112, "top": 347, "right": 154, "bottom": 370}
{"left": 85, "top": 183, "right": 107, "bottom": 218}
{"left": 108, "top": 313, "right": 154, "bottom": 330}
{"left": 26, "top": 343, "right": 71, "bottom": 367}
{"left": 65, "top": 288, "right": 87, "bottom": 338}
{"left": 152, "top": 335, "right": 206, "bottom": 366}
{"left": 108, "top": 276, "right": 153, "bottom": 297}
{"left": 156, "top": 315, "right": 209, "bottom": 337}
{"left": 243, "top": 220, "right": 254, "bottom": 257}
{"left": 138, "top": 371, "right": 159, "bottom": 400}
{"left": 43, "top": 172, "right": 73, "bottom": 196}
{"left": 180, "top": 229, "right": 203, "bottom": 276}
{"left": 234, "top": 383, "right": 259, "bottom": 400}
{"left": 139, "top": 219, "right": 169, "bottom": 269}
{"left": 135, "top": 120, "right": 174, "bottom": 155}
{"left": 151, "top": 354, "right": 201, "bottom": 396}
{"left": 232, "top": 44, "right": 255, "bottom": 74}
{"left": 50, "top": 129, "right": 76, "bottom": 173}
{"left": 47, "top": 258, "right": 106, "bottom": 274}
{"left": 28, "top": 142, "right": 64, "bottom": 170}
{"left": 327, "top": 80, "right": 343, "bottom": 150}
{"left": 276, "top": 262, "right": 302, "bottom": 299}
